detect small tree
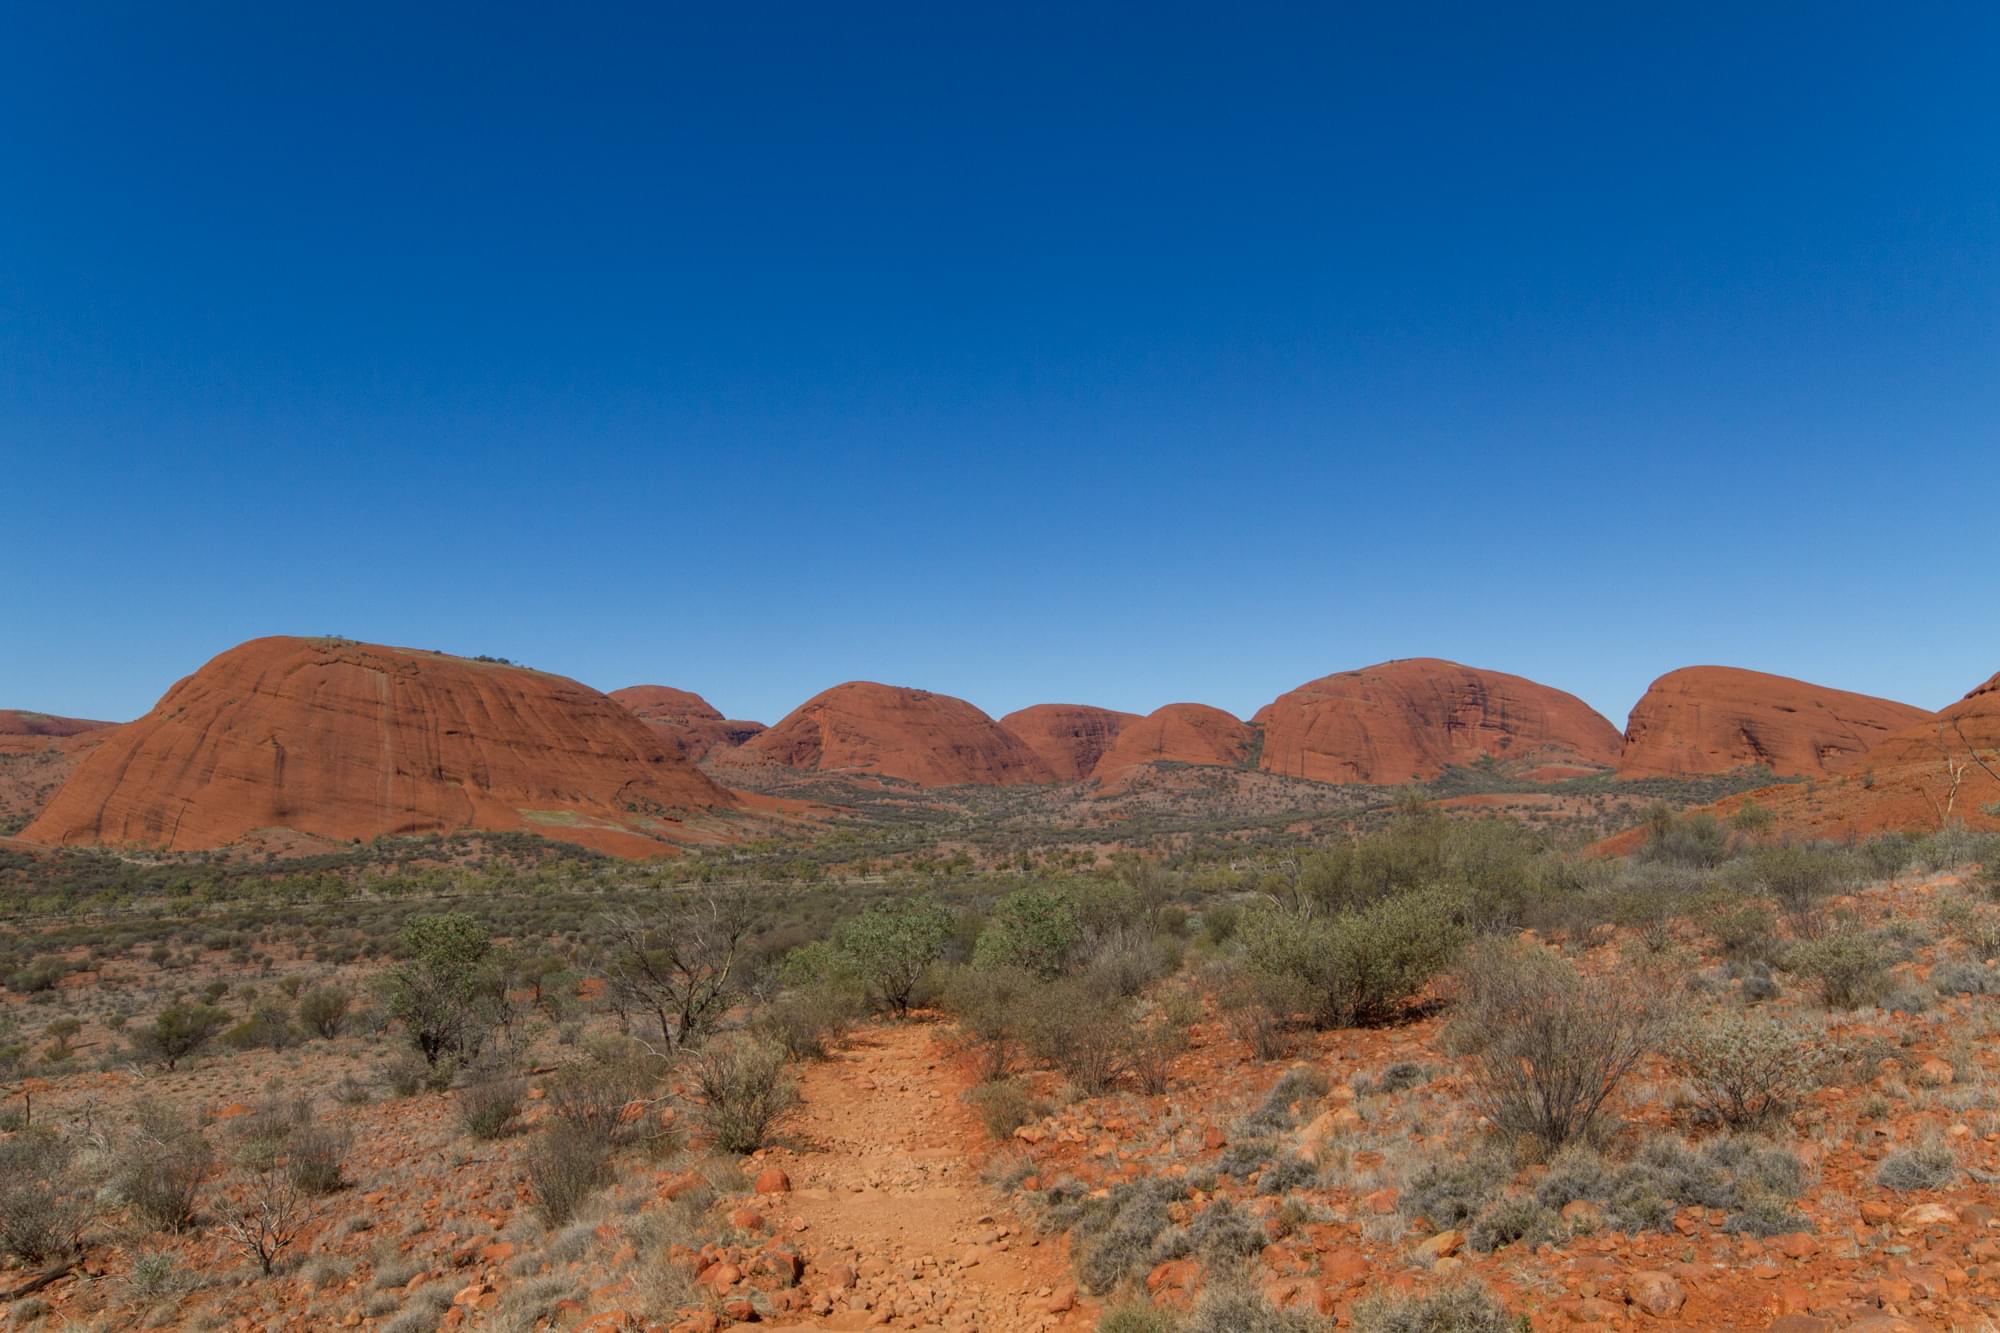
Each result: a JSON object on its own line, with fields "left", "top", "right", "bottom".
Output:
{"left": 840, "top": 895, "right": 951, "bottom": 1015}
{"left": 131, "top": 1004, "right": 231, "bottom": 1070}
{"left": 384, "top": 913, "right": 498, "bottom": 1069}
{"left": 213, "top": 1165, "right": 311, "bottom": 1276}
{"left": 600, "top": 893, "right": 749, "bottom": 1051}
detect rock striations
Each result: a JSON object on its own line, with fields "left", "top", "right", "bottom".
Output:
{"left": 1253, "top": 658, "right": 1623, "bottom": 784}
{"left": 1617, "top": 666, "right": 1932, "bottom": 778}
{"left": 998, "top": 705, "right": 1141, "bottom": 782}
{"left": 21, "top": 637, "right": 732, "bottom": 856}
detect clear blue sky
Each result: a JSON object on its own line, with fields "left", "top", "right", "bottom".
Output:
{"left": 5, "top": 4, "right": 1996, "bottom": 729}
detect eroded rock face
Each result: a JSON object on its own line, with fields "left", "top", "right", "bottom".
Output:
{"left": 0, "top": 714, "right": 117, "bottom": 834}
{"left": 21, "top": 636, "right": 731, "bottom": 855}
{"left": 610, "top": 685, "right": 767, "bottom": 760}
{"left": 1254, "top": 658, "right": 1622, "bottom": 784}
{"left": 998, "top": 704, "right": 1141, "bottom": 782}
{"left": 1089, "top": 704, "right": 1253, "bottom": 785}
{"left": 739, "top": 682, "right": 1055, "bottom": 787}
{"left": 1618, "top": 666, "right": 1931, "bottom": 778}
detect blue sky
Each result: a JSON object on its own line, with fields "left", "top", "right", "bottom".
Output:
{"left": 5, "top": 3, "right": 1996, "bottom": 729}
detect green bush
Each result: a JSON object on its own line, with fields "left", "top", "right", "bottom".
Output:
{"left": 1785, "top": 927, "right": 1890, "bottom": 1008}
{"left": 838, "top": 895, "right": 951, "bottom": 1014}
{"left": 298, "top": 984, "right": 351, "bottom": 1038}
{"left": 526, "top": 1124, "right": 612, "bottom": 1226}
{"left": 130, "top": 1003, "right": 231, "bottom": 1070}
{"left": 972, "top": 886, "right": 1082, "bottom": 979}
{"left": 456, "top": 1075, "right": 526, "bottom": 1139}
{"left": 385, "top": 913, "right": 499, "bottom": 1068}
{"left": 964, "top": 1078, "right": 1042, "bottom": 1141}
{"left": 943, "top": 964, "right": 1037, "bottom": 1080}
{"left": 1240, "top": 887, "right": 1466, "bottom": 1029}
{"left": 122, "top": 1101, "right": 213, "bottom": 1232}
{"left": 1751, "top": 845, "right": 1855, "bottom": 928}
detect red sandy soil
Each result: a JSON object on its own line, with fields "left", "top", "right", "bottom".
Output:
{"left": 610, "top": 686, "right": 768, "bottom": 762}
{"left": 1089, "top": 705, "right": 1254, "bottom": 787}
{"left": 1618, "top": 667, "right": 1933, "bottom": 779}
{"left": 20, "top": 637, "right": 737, "bottom": 858}
{"left": 1254, "top": 659, "right": 1623, "bottom": 784}
{"left": 751, "top": 1021, "right": 1095, "bottom": 1331}
{"left": 999, "top": 705, "right": 1141, "bottom": 783}
{"left": 736, "top": 683, "right": 1056, "bottom": 788}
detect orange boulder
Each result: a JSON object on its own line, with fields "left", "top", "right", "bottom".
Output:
{"left": 21, "top": 636, "right": 733, "bottom": 856}
{"left": 1254, "top": 658, "right": 1621, "bottom": 784}
{"left": 999, "top": 704, "right": 1141, "bottom": 781}
{"left": 1618, "top": 666, "right": 1930, "bottom": 778}
{"left": 739, "top": 682, "right": 1054, "bottom": 787}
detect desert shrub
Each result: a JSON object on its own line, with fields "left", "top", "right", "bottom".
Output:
{"left": 1932, "top": 960, "right": 2000, "bottom": 995}
{"left": 123, "top": 1100, "right": 213, "bottom": 1232}
{"left": 130, "top": 1003, "right": 230, "bottom": 1070}
{"left": 527, "top": 1124, "right": 613, "bottom": 1227}
{"left": 1098, "top": 1302, "right": 1182, "bottom": 1333}
{"left": 1256, "top": 1153, "right": 1318, "bottom": 1195}
{"left": 1159, "top": 1196, "right": 1266, "bottom": 1263}
{"left": 1534, "top": 1135, "right": 1806, "bottom": 1236}
{"left": 223, "top": 1003, "right": 299, "bottom": 1051}
{"left": 1467, "top": 1195, "right": 1559, "bottom": 1252}
{"left": 1240, "top": 887, "right": 1466, "bottom": 1030}
{"left": 298, "top": 984, "right": 351, "bottom": 1039}
{"left": 456, "top": 1075, "right": 526, "bottom": 1139}
{"left": 1638, "top": 809, "right": 1731, "bottom": 869}
{"left": 0, "top": 1130, "right": 88, "bottom": 1262}
{"left": 1022, "top": 978, "right": 1132, "bottom": 1094}
{"left": 1452, "top": 940, "right": 1658, "bottom": 1151}
{"left": 385, "top": 913, "right": 500, "bottom": 1068}
{"left": 688, "top": 1035, "right": 798, "bottom": 1153}
{"left": 1238, "top": 1065, "right": 1331, "bottom": 1138}
{"left": 1079, "top": 928, "right": 1182, "bottom": 1001}
{"left": 965, "top": 1078, "right": 1042, "bottom": 1141}
{"left": 8, "top": 954, "right": 69, "bottom": 994}
{"left": 1202, "top": 901, "right": 1243, "bottom": 946}
{"left": 1402, "top": 1151, "right": 1511, "bottom": 1229}
{"left": 1068, "top": 1176, "right": 1184, "bottom": 1295}
{"left": 1875, "top": 1136, "right": 1957, "bottom": 1192}
{"left": 1664, "top": 1008, "right": 1824, "bottom": 1128}
{"left": 972, "top": 886, "right": 1083, "bottom": 979}
{"left": 1785, "top": 927, "right": 1890, "bottom": 1008}
{"left": 1351, "top": 1280, "right": 1518, "bottom": 1333}
{"left": 1184, "top": 1284, "right": 1332, "bottom": 1333}
{"left": 287, "top": 1120, "right": 351, "bottom": 1195}
{"left": 1131, "top": 987, "right": 1200, "bottom": 1094}
{"left": 215, "top": 1162, "right": 312, "bottom": 1276}
{"left": 943, "top": 963, "right": 1036, "bottom": 1079}
{"left": 1216, "top": 962, "right": 1308, "bottom": 1059}
{"left": 1752, "top": 844, "right": 1856, "bottom": 932}
{"left": 838, "top": 895, "right": 951, "bottom": 1014}
{"left": 542, "top": 1048, "right": 660, "bottom": 1144}
{"left": 755, "top": 984, "right": 860, "bottom": 1061}
{"left": 1703, "top": 897, "right": 1780, "bottom": 962}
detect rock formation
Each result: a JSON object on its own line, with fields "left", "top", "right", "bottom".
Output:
{"left": 739, "top": 682, "right": 1054, "bottom": 787}
{"left": 1254, "top": 658, "right": 1622, "bottom": 784}
{"left": 610, "top": 685, "right": 766, "bottom": 760}
{"left": 999, "top": 704, "right": 1140, "bottom": 782}
{"left": 22, "top": 636, "right": 732, "bottom": 855}
{"left": 1617, "top": 666, "right": 1931, "bottom": 778}
{"left": 1089, "top": 704, "right": 1254, "bottom": 785}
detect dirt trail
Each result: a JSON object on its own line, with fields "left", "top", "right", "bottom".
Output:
{"left": 759, "top": 1019, "right": 1097, "bottom": 1332}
